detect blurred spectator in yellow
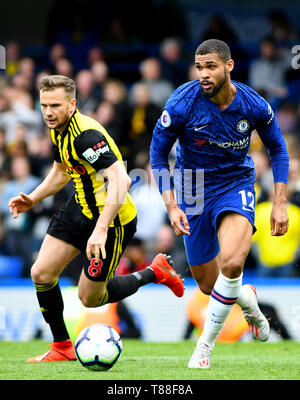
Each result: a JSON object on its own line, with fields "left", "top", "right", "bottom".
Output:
{"left": 6, "top": 124, "right": 28, "bottom": 159}
{"left": 128, "top": 82, "right": 161, "bottom": 168}
{"left": 252, "top": 190, "right": 300, "bottom": 277}
{"left": 249, "top": 129, "right": 264, "bottom": 153}
{"left": 5, "top": 42, "right": 21, "bottom": 77}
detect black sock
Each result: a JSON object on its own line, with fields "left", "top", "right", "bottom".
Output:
{"left": 34, "top": 279, "right": 70, "bottom": 342}
{"left": 105, "top": 267, "right": 156, "bottom": 304}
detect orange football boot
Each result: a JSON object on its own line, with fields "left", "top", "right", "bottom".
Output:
{"left": 26, "top": 339, "right": 77, "bottom": 362}
{"left": 149, "top": 253, "right": 184, "bottom": 297}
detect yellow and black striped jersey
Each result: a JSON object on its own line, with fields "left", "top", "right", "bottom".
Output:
{"left": 50, "top": 109, "right": 137, "bottom": 226}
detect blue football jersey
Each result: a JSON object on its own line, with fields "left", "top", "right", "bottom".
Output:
{"left": 150, "top": 79, "right": 289, "bottom": 215}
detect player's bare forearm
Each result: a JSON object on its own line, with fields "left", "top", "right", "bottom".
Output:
{"left": 273, "top": 182, "right": 287, "bottom": 205}
{"left": 162, "top": 189, "right": 190, "bottom": 236}
{"left": 9, "top": 161, "right": 70, "bottom": 219}
{"left": 162, "top": 189, "right": 178, "bottom": 213}
{"left": 96, "top": 179, "right": 129, "bottom": 230}
{"left": 29, "top": 161, "right": 71, "bottom": 204}
{"left": 88, "top": 185, "right": 126, "bottom": 260}
{"left": 96, "top": 161, "right": 131, "bottom": 230}
{"left": 86, "top": 162, "right": 131, "bottom": 260}
{"left": 271, "top": 182, "right": 289, "bottom": 236}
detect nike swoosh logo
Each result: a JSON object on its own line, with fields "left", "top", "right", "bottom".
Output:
{"left": 160, "top": 266, "right": 175, "bottom": 277}
{"left": 194, "top": 124, "right": 208, "bottom": 131}
{"left": 35, "top": 351, "right": 51, "bottom": 361}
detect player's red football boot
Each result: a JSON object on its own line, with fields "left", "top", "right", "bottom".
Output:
{"left": 149, "top": 253, "right": 184, "bottom": 297}
{"left": 26, "top": 339, "right": 77, "bottom": 362}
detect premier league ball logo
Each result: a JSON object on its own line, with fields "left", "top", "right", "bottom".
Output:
{"left": 161, "top": 110, "right": 172, "bottom": 127}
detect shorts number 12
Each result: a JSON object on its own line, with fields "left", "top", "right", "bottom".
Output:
{"left": 239, "top": 190, "right": 255, "bottom": 211}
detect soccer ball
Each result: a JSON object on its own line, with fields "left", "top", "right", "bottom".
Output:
{"left": 75, "top": 324, "right": 122, "bottom": 371}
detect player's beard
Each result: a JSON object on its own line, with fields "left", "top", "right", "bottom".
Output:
{"left": 46, "top": 114, "right": 69, "bottom": 131}
{"left": 201, "top": 68, "right": 228, "bottom": 99}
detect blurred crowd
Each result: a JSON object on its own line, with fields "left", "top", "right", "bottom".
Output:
{"left": 0, "top": 8, "right": 300, "bottom": 280}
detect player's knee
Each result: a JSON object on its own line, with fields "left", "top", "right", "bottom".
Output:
{"left": 79, "top": 292, "right": 104, "bottom": 308}
{"left": 221, "top": 254, "right": 244, "bottom": 278}
{"left": 78, "top": 282, "right": 107, "bottom": 308}
{"left": 192, "top": 274, "right": 214, "bottom": 295}
{"left": 198, "top": 282, "right": 213, "bottom": 295}
{"left": 30, "top": 263, "right": 55, "bottom": 284}
{"left": 80, "top": 296, "right": 98, "bottom": 308}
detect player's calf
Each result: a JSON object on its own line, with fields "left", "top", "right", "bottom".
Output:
{"left": 80, "top": 254, "right": 184, "bottom": 308}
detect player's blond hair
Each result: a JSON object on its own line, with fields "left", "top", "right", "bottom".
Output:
{"left": 39, "top": 75, "right": 76, "bottom": 99}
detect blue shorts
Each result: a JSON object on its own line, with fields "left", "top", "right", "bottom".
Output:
{"left": 183, "top": 184, "right": 256, "bottom": 266}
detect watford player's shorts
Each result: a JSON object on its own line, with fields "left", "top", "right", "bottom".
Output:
{"left": 183, "top": 184, "right": 256, "bottom": 266}
{"left": 47, "top": 196, "right": 137, "bottom": 281}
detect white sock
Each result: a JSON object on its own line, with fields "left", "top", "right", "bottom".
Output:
{"left": 198, "top": 272, "right": 243, "bottom": 348}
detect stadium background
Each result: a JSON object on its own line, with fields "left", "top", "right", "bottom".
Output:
{"left": 0, "top": 0, "right": 300, "bottom": 343}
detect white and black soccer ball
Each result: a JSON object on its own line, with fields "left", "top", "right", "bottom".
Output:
{"left": 75, "top": 324, "right": 122, "bottom": 371}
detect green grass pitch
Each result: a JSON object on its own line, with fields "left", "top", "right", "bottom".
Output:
{"left": 0, "top": 340, "right": 299, "bottom": 381}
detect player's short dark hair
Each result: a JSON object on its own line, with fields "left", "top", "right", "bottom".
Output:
{"left": 39, "top": 75, "right": 76, "bottom": 99}
{"left": 195, "top": 39, "right": 231, "bottom": 62}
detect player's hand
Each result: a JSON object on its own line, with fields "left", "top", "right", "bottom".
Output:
{"left": 86, "top": 228, "right": 108, "bottom": 261}
{"left": 8, "top": 193, "right": 34, "bottom": 219}
{"left": 270, "top": 202, "right": 289, "bottom": 236}
{"left": 168, "top": 206, "right": 190, "bottom": 236}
